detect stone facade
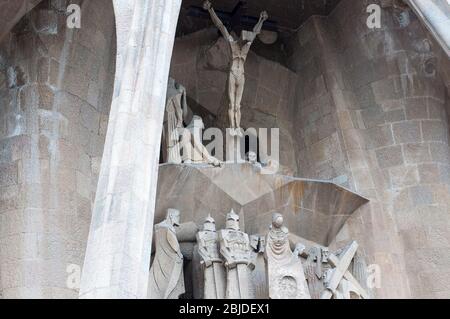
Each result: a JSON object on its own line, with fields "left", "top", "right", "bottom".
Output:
{"left": 326, "top": 0, "right": 450, "bottom": 299}
{"left": 0, "top": 0, "right": 449, "bottom": 299}
{"left": 0, "top": 0, "right": 115, "bottom": 298}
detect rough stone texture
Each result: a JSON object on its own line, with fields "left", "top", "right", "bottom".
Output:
{"left": 177, "top": 0, "right": 341, "bottom": 35}
{"left": 156, "top": 163, "right": 368, "bottom": 247}
{"left": 284, "top": 0, "right": 450, "bottom": 299}
{"left": 0, "top": 0, "right": 43, "bottom": 43}
{"left": 79, "top": 0, "right": 182, "bottom": 299}
{"left": 1, "top": 0, "right": 449, "bottom": 300}
{"left": 0, "top": 0, "right": 115, "bottom": 298}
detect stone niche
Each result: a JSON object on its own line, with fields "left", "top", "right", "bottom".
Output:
{"left": 169, "top": 28, "right": 299, "bottom": 175}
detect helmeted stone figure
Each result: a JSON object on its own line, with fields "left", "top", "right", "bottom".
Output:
{"left": 219, "top": 209, "right": 253, "bottom": 299}
{"left": 148, "top": 209, "right": 185, "bottom": 299}
{"left": 265, "top": 213, "right": 311, "bottom": 299}
{"left": 196, "top": 215, "right": 226, "bottom": 299}
{"left": 204, "top": 0, "right": 268, "bottom": 137}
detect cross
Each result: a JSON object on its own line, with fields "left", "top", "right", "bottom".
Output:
{"left": 187, "top": 0, "right": 278, "bottom": 34}
{"left": 320, "top": 241, "right": 369, "bottom": 299}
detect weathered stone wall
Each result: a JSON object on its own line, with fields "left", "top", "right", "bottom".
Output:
{"left": 0, "top": 0, "right": 448, "bottom": 299}
{"left": 0, "top": 0, "right": 43, "bottom": 42}
{"left": 286, "top": 17, "right": 353, "bottom": 188}
{"left": 287, "top": 0, "right": 450, "bottom": 298}
{"left": 0, "top": 0, "right": 115, "bottom": 298}
{"left": 169, "top": 29, "right": 298, "bottom": 175}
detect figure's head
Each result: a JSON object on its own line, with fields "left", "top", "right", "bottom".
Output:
{"left": 189, "top": 115, "right": 205, "bottom": 129}
{"left": 226, "top": 209, "right": 240, "bottom": 230}
{"left": 250, "top": 234, "right": 259, "bottom": 250}
{"left": 247, "top": 151, "right": 257, "bottom": 164}
{"left": 240, "top": 30, "right": 255, "bottom": 43}
{"left": 308, "top": 246, "right": 320, "bottom": 261}
{"left": 175, "top": 82, "right": 182, "bottom": 90}
{"left": 168, "top": 77, "right": 176, "bottom": 89}
{"left": 259, "top": 236, "right": 265, "bottom": 249}
{"left": 321, "top": 247, "right": 330, "bottom": 262}
{"left": 272, "top": 213, "right": 284, "bottom": 228}
{"left": 203, "top": 214, "right": 216, "bottom": 232}
{"left": 294, "top": 243, "right": 306, "bottom": 257}
{"left": 167, "top": 208, "right": 181, "bottom": 227}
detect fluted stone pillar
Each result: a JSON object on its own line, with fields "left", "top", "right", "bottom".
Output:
{"left": 79, "top": 0, "right": 181, "bottom": 299}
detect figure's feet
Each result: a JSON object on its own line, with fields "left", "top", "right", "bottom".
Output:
{"left": 229, "top": 128, "right": 236, "bottom": 136}
{"left": 235, "top": 127, "right": 243, "bottom": 137}
{"left": 208, "top": 156, "right": 221, "bottom": 167}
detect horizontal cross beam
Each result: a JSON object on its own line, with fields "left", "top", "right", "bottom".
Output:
{"left": 187, "top": 5, "right": 278, "bottom": 32}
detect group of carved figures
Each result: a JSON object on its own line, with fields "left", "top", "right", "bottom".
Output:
{"left": 163, "top": 78, "right": 220, "bottom": 166}
{"left": 148, "top": 209, "right": 371, "bottom": 299}
{"left": 163, "top": 1, "right": 270, "bottom": 164}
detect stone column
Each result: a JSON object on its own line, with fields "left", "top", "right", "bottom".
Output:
{"left": 79, "top": 0, "right": 181, "bottom": 299}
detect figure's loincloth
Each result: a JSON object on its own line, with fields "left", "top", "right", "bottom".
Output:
{"left": 229, "top": 69, "right": 245, "bottom": 83}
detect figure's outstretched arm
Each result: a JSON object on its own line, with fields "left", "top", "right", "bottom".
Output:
{"left": 253, "top": 11, "right": 268, "bottom": 35}
{"left": 204, "top": 0, "right": 232, "bottom": 41}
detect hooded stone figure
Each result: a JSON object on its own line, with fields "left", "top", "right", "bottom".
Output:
{"left": 148, "top": 208, "right": 185, "bottom": 299}
{"left": 196, "top": 215, "right": 226, "bottom": 299}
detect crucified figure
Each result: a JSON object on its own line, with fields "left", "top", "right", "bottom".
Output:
{"left": 204, "top": 0, "right": 268, "bottom": 137}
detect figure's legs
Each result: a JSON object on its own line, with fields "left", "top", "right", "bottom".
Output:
{"left": 235, "top": 76, "right": 245, "bottom": 136}
{"left": 179, "top": 129, "right": 193, "bottom": 162}
{"left": 228, "top": 74, "right": 237, "bottom": 134}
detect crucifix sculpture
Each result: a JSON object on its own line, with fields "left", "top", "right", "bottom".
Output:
{"left": 203, "top": 0, "right": 268, "bottom": 136}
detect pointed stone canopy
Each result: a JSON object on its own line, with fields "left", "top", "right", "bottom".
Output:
{"left": 155, "top": 163, "right": 369, "bottom": 246}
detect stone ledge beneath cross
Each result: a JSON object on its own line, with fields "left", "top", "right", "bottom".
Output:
{"left": 156, "top": 163, "right": 369, "bottom": 246}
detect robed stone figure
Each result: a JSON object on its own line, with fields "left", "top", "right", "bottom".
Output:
{"left": 219, "top": 210, "right": 253, "bottom": 299}
{"left": 265, "top": 213, "right": 310, "bottom": 299}
{"left": 196, "top": 215, "right": 226, "bottom": 299}
{"left": 163, "top": 78, "right": 188, "bottom": 164}
{"left": 148, "top": 209, "right": 185, "bottom": 299}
